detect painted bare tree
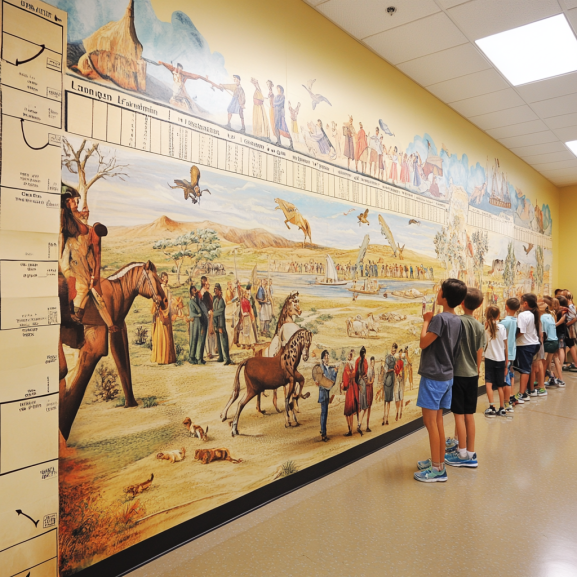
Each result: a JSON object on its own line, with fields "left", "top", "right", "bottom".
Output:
{"left": 62, "top": 137, "right": 128, "bottom": 216}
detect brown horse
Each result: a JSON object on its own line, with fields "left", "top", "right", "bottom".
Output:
{"left": 59, "top": 261, "right": 166, "bottom": 441}
{"left": 221, "top": 328, "right": 312, "bottom": 436}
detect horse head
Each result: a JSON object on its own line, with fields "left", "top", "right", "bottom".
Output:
{"left": 138, "top": 261, "right": 167, "bottom": 310}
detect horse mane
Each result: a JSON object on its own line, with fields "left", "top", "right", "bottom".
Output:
{"left": 107, "top": 262, "right": 146, "bottom": 281}
{"left": 274, "top": 291, "right": 299, "bottom": 336}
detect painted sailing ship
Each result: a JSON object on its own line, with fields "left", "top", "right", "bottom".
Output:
{"left": 347, "top": 279, "right": 381, "bottom": 295}
{"left": 489, "top": 159, "right": 512, "bottom": 209}
{"left": 315, "top": 254, "right": 347, "bottom": 286}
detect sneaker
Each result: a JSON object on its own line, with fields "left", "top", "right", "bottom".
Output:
{"left": 445, "top": 451, "right": 478, "bottom": 468}
{"left": 521, "top": 392, "right": 530, "bottom": 402}
{"left": 515, "top": 393, "right": 525, "bottom": 404}
{"left": 445, "top": 443, "right": 459, "bottom": 454}
{"left": 417, "top": 458, "right": 431, "bottom": 470}
{"left": 537, "top": 388, "right": 548, "bottom": 396}
{"left": 445, "top": 437, "right": 458, "bottom": 449}
{"left": 547, "top": 378, "right": 557, "bottom": 387}
{"left": 506, "top": 404, "right": 514, "bottom": 414}
{"left": 529, "top": 389, "right": 538, "bottom": 397}
{"left": 558, "top": 379, "right": 566, "bottom": 387}
{"left": 414, "top": 466, "right": 448, "bottom": 483}
{"left": 510, "top": 395, "right": 519, "bottom": 406}
{"left": 497, "top": 408, "right": 508, "bottom": 417}
{"left": 570, "top": 364, "right": 577, "bottom": 372}
{"left": 485, "top": 407, "right": 497, "bottom": 418}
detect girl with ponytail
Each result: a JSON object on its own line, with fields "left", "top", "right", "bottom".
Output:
{"left": 483, "top": 306, "right": 508, "bottom": 417}
{"left": 514, "top": 293, "right": 543, "bottom": 402}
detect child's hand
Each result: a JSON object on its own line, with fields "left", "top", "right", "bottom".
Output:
{"left": 423, "top": 311, "right": 433, "bottom": 322}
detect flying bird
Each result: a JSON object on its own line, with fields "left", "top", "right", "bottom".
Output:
{"left": 378, "top": 119, "right": 395, "bottom": 136}
{"left": 523, "top": 243, "right": 534, "bottom": 255}
{"left": 302, "top": 79, "right": 332, "bottom": 110}
{"left": 357, "top": 209, "right": 369, "bottom": 226}
{"left": 408, "top": 219, "right": 420, "bottom": 226}
{"left": 344, "top": 208, "right": 355, "bottom": 216}
{"left": 168, "top": 165, "right": 211, "bottom": 205}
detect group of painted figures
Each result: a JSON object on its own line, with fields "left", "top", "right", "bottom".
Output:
{"left": 315, "top": 342, "right": 415, "bottom": 442}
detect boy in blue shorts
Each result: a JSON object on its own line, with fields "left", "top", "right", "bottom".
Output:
{"left": 500, "top": 298, "right": 519, "bottom": 409}
{"left": 414, "top": 278, "right": 467, "bottom": 483}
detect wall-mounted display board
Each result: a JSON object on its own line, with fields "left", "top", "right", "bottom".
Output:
{"left": 1, "top": 0, "right": 555, "bottom": 575}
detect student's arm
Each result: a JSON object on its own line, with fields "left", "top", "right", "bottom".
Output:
{"left": 476, "top": 348, "right": 483, "bottom": 375}
{"left": 420, "top": 311, "right": 438, "bottom": 349}
{"left": 555, "top": 314, "right": 567, "bottom": 327}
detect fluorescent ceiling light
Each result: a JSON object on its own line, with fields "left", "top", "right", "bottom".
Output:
{"left": 567, "top": 140, "right": 577, "bottom": 157}
{"left": 476, "top": 15, "right": 577, "bottom": 86}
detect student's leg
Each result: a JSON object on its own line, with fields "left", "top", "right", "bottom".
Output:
{"left": 422, "top": 408, "right": 442, "bottom": 465}
{"left": 435, "top": 409, "right": 446, "bottom": 467}
{"left": 519, "top": 372, "right": 529, "bottom": 394}
{"left": 464, "top": 414, "right": 475, "bottom": 452}
{"left": 454, "top": 414, "right": 466, "bottom": 449}
{"left": 498, "top": 386, "right": 505, "bottom": 408}
{"left": 553, "top": 352, "right": 563, "bottom": 380}
{"left": 486, "top": 382, "right": 494, "bottom": 404}
{"left": 529, "top": 364, "right": 536, "bottom": 392}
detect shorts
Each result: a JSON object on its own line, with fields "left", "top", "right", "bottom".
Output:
{"left": 544, "top": 340, "right": 559, "bottom": 354}
{"left": 417, "top": 376, "right": 453, "bottom": 410}
{"left": 533, "top": 343, "right": 545, "bottom": 362}
{"left": 451, "top": 375, "right": 479, "bottom": 414}
{"left": 505, "top": 361, "right": 514, "bottom": 386}
{"left": 566, "top": 337, "right": 575, "bottom": 348}
{"left": 485, "top": 358, "right": 506, "bottom": 387}
{"left": 514, "top": 344, "right": 540, "bottom": 375}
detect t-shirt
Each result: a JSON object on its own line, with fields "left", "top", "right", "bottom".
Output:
{"left": 541, "top": 313, "right": 558, "bottom": 342}
{"left": 499, "top": 316, "right": 517, "bottom": 361}
{"left": 556, "top": 309, "right": 567, "bottom": 338}
{"left": 516, "top": 310, "right": 539, "bottom": 346}
{"left": 418, "top": 312, "right": 463, "bottom": 381}
{"left": 485, "top": 324, "right": 507, "bottom": 362}
{"left": 454, "top": 314, "right": 485, "bottom": 377}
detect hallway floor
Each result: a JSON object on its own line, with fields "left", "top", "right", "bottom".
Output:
{"left": 129, "top": 372, "right": 577, "bottom": 577}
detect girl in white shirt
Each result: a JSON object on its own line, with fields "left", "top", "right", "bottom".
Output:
{"left": 484, "top": 305, "right": 509, "bottom": 417}
{"left": 515, "top": 293, "right": 541, "bottom": 402}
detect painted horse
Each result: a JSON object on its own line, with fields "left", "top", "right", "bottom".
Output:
{"left": 58, "top": 261, "right": 166, "bottom": 440}
{"left": 221, "top": 328, "right": 312, "bottom": 436}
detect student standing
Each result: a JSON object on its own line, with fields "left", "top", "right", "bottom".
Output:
{"left": 414, "top": 278, "right": 466, "bottom": 483}
{"left": 514, "top": 293, "right": 541, "bottom": 403}
{"left": 445, "top": 288, "right": 484, "bottom": 468}
{"left": 500, "top": 298, "right": 520, "bottom": 408}
{"left": 484, "top": 306, "right": 509, "bottom": 417}
{"left": 540, "top": 303, "right": 563, "bottom": 387}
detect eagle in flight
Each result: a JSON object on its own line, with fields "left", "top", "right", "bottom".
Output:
{"left": 357, "top": 209, "right": 369, "bottom": 226}
{"left": 168, "top": 165, "right": 211, "bottom": 204}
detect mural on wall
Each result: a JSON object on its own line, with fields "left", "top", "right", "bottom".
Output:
{"left": 48, "top": 0, "right": 553, "bottom": 574}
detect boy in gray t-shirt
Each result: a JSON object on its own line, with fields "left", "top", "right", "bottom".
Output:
{"left": 414, "top": 278, "right": 466, "bottom": 483}
{"left": 445, "top": 288, "right": 485, "bottom": 469}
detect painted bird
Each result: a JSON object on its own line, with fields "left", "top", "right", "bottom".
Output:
{"left": 523, "top": 243, "right": 534, "bottom": 255}
{"left": 408, "top": 219, "right": 420, "bottom": 225}
{"left": 168, "top": 165, "right": 211, "bottom": 205}
{"left": 302, "top": 79, "right": 332, "bottom": 110}
{"left": 357, "top": 209, "right": 369, "bottom": 226}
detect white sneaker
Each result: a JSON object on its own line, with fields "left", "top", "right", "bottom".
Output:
{"left": 557, "top": 380, "right": 566, "bottom": 387}
{"left": 529, "top": 389, "right": 538, "bottom": 397}
{"left": 506, "top": 404, "right": 514, "bottom": 414}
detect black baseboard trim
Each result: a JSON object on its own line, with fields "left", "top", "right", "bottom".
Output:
{"left": 73, "top": 385, "right": 488, "bottom": 577}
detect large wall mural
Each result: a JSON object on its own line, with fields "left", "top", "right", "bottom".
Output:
{"left": 45, "top": 0, "right": 553, "bottom": 574}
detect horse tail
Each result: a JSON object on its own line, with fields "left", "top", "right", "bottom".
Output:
{"left": 220, "top": 359, "right": 247, "bottom": 421}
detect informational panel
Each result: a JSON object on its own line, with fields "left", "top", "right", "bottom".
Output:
{"left": 0, "top": 1, "right": 65, "bottom": 576}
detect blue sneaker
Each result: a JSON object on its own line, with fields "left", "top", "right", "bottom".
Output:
{"left": 445, "top": 443, "right": 459, "bottom": 454}
{"left": 417, "top": 458, "right": 431, "bottom": 470}
{"left": 414, "top": 466, "right": 448, "bottom": 482}
{"left": 445, "top": 437, "right": 458, "bottom": 449}
{"left": 445, "top": 451, "right": 478, "bottom": 468}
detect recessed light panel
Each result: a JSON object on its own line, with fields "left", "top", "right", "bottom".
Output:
{"left": 567, "top": 140, "right": 577, "bottom": 157}
{"left": 476, "top": 15, "right": 577, "bottom": 86}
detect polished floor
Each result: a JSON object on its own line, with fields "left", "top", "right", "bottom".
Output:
{"left": 129, "top": 373, "right": 577, "bottom": 577}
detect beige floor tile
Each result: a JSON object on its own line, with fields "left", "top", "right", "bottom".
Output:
{"left": 129, "top": 374, "right": 577, "bottom": 577}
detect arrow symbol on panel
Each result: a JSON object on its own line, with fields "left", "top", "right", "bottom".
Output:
{"left": 16, "top": 509, "right": 39, "bottom": 527}
{"left": 15, "top": 44, "right": 46, "bottom": 66}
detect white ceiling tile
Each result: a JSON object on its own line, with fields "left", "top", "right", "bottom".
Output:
{"left": 498, "top": 131, "right": 559, "bottom": 149}
{"left": 317, "top": 0, "right": 440, "bottom": 40}
{"left": 552, "top": 125, "right": 577, "bottom": 141}
{"left": 450, "top": 88, "right": 525, "bottom": 117}
{"left": 365, "top": 12, "right": 467, "bottom": 65}
{"left": 539, "top": 167, "right": 577, "bottom": 180}
{"left": 447, "top": 0, "right": 562, "bottom": 41}
{"left": 397, "top": 43, "right": 491, "bottom": 86}
{"left": 437, "top": 0, "right": 470, "bottom": 7}
{"left": 530, "top": 159, "right": 577, "bottom": 170}
{"left": 531, "top": 93, "right": 577, "bottom": 118}
{"left": 564, "top": 1, "right": 577, "bottom": 10}
{"left": 513, "top": 141, "right": 569, "bottom": 158}
{"left": 544, "top": 113, "right": 577, "bottom": 129}
{"left": 485, "top": 120, "right": 550, "bottom": 139}
{"left": 427, "top": 69, "right": 509, "bottom": 102}
{"left": 468, "top": 105, "right": 538, "bottom": 130}
{"left": 522, "top": 151, "right": 576, "bottom": 163}
{"left": 516, "top": 72, "right": 577, "bottom": 103}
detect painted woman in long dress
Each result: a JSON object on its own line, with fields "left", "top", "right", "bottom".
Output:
{"left": 151, "top": 272, "right": 176, "bottom": 364}
{"left": 360, "top": 356, "right": 375, "bottom": 432}
{"left": 250, "top": 78, "right": 270, "bottom": 139}
{"left": 343, "top": 116, "right": 355, "bottom": 170}
{"left": 353, "top": 347, "right": 367, "bottom": 436}
{"left": 273, "top": 85, "right": 293, "bottom": 149}
{"left": 413, "top": 152, "right": 422, "bottom": 187}
{"left": 383, "top": 343, "right": 397, "bottom": 425}
{"left": 400, "top": 152, "right": 410, "bottom": 184}
{"left": 388, "top": 146, "right": 399, "bottom": 183}
{"left": 238, "top": 289, "right": 257, "bottom": 348}
{"left": 341, "top": 349, "right": 359, "bottom": 436}
{"left": 394, "top": 351, "right": 405, "bottom": 421}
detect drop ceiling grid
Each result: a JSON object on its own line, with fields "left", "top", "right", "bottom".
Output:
{"left": 302, "top": 0, "right": 577, "bottom": 185}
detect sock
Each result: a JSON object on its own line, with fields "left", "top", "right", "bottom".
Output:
{"left": 467, "top": 451, "right": 475, "bottom": 459}
{"left": 432, "top": 463, "right": 443, "bottom": 472}
{"left": 458, "top": 448, "right": 467, "bottom": 458}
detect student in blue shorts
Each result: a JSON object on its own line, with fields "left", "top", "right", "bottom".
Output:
{"left": 414, "top": 278, "right": 467, "bottom": 483}
{"left": 500, "top": 297, "right": 519, "bottom": 408}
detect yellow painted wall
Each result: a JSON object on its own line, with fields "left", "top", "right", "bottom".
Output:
{"left": 558, "top": 185, "right": 577, "bottom": 291}
{"left": 150, "top": 0, "right": 560, "bottom": 285}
